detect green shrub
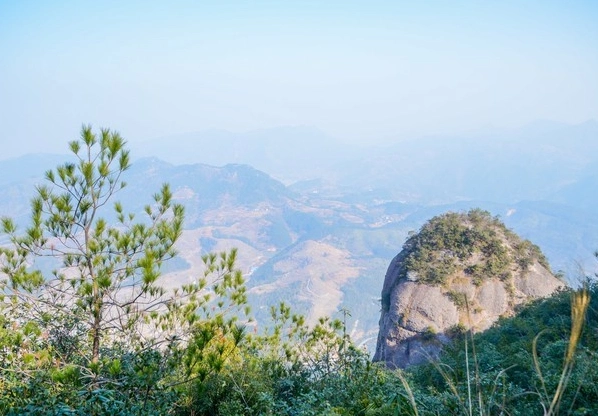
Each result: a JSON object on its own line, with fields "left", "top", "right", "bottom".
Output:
{"left": 401, "top": 209, "right": 548, "bottom": 286}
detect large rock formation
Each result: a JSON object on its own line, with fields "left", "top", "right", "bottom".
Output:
{"left": 373, "top": 209, "right": 565, "bottom": 368}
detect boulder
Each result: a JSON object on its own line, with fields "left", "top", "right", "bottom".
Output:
{"left": 373, "top": 209, "right": 565, "bottom": 368}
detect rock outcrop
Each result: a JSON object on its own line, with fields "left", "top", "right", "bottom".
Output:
{"left": 373, "top": 209, "right": 565, "bottom": 368}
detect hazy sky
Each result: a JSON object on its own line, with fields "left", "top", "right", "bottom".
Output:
{"left": 1, "top": 0, "right": 597, "bottom": 159}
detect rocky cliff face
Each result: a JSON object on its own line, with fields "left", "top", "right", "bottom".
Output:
{"left": 373, "top": 209, "right": 565, "bottom": 368}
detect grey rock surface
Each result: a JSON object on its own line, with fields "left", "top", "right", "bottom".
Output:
{"left": 374, "top": 251, "right": 565, "bottom": 368}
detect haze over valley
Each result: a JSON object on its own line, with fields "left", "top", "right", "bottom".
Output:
{"left": 3, "top": 120, "right": 597, "bottom": 351}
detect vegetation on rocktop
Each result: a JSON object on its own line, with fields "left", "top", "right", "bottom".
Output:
{"left": 402, "top": 209, "right": 550, "bottom": 286}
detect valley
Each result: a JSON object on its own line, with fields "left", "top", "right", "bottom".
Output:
{"left": 2, "top": 121, "right": 597, "bottom": 354}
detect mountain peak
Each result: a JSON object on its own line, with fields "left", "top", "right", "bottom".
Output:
{"left": 373, "top": 209, "right": 565, "bottom": 368}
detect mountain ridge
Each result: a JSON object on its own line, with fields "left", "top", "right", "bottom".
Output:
{"left": 2, "top": 120, "right": 597, "bottom": 352}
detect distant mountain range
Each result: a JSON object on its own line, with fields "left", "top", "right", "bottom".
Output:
{"left": 132, "top": 126, "right": 363, "bottom": 184}
{"left": 1, "top": 120, "right": 597, "bottom": 352}
{"left": 132, "top": 120, "right": 598, "bottom": 204}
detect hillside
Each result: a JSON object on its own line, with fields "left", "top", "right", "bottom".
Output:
{"left": 0, "top": 160, "right": 595, "bottom": 353}
{"left": 2, "top": 120, "right": 598, "bottom": 353}
{"left": 2, "top": 133, "right": 596, "bottom": 415}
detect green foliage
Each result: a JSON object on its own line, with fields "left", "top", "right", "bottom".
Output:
{"left": 178, "top": 302, "right": 419, "bottom": 416}
{"left": 402, "top": 209, "right": 549, "bottom": 286}
{"left": 446, "top": 290, "right": 468, "bottom": 310}
{"left": 0, "top": 126, "right": 188, "bottom": 363}
{"left": 0, "top": 128, "right": 250, "bottom": 414}
{"left": 406, "top": 284, "right": 598, "bottom": 415}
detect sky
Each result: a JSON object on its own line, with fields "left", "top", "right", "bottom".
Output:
{"left": 1, "top": 0, "right": 597, "bottom": 159}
